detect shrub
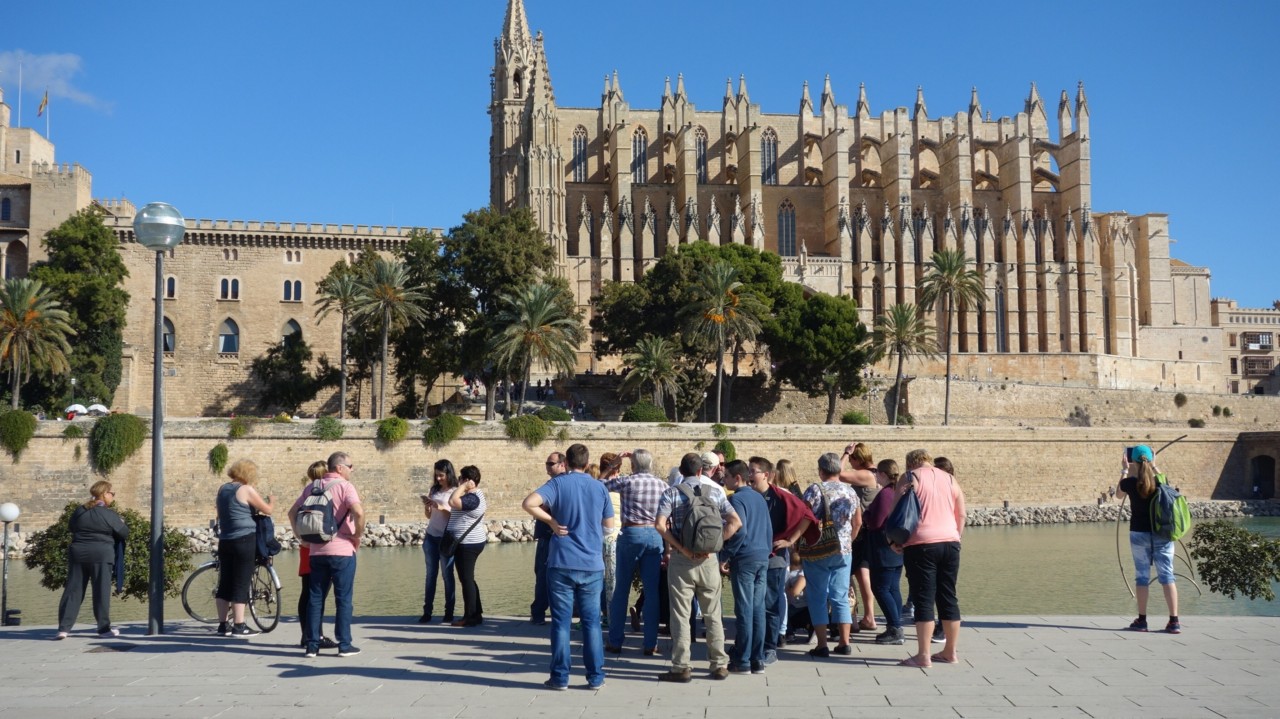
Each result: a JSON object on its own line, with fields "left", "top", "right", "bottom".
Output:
{"left": 505, "top": 414, "right": 550, "bottom": 448}
{"left": 227, "top": 416, "right": 256, "bottom": 439}
{"left": 1223, "top": 407, "right": 1233, "bottom": 418}
{"left": 1212, "top": 405, "right": 1222, "bottom": 416}
{"left": 311, "top": 416, "right": 344, "bottom": 441}
{"left": 621, "top": 400, "right": 667, "bottom": 423}
{"left": 61, "top": 423, "right": 86, "bottom": 440}
{"left": 711, "top": 423, "right": 730, "bottom": 439}
{"left": 25, "top": 501, "right": 194, "bottom": 602}
{"left": 1174, "top": 392, "right": 1188, "bottom": 408}
{"left": 208, "top": 442, "right": 229, "bottom": 474}
{"left": 713, "top": 439, "right": 736, "bottom": 462}
{"left": 270, "top": 412, "right": 293, "bottom": 423}
{"left": 0, "top": 409, "right": 38, "bottom": 460}
{"left": 376, "top": 416, "right": 410, "bottom": 446}
{"left": 1189, "top": 520, "right": 1280, "bottom": 601}
{"left": 88, "top": 413, "right": 148, "bottom": 475}
{"left": 423, "top": 412, "right": 472, "bottom": 448}
{"left": 1188, "top": 418, "right": 1206, "bottom": 428}
{"left": 535, "top": 405, "right": 572, "bottom": 422}
{"left": 841, "top": 410, "right": 871, "bottom": 425}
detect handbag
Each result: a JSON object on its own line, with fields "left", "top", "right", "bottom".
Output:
{"left": 884, "top": 480, "right": 922, "bottom": 546}
{"left": 797, "top": 485, "right": 841, "bottom": 560}
{"left": 440, "top": 513, "right": 485, "bottom": 558}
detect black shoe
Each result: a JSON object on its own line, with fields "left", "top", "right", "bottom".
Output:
{"left": 931, "top": 626, "right": 945, "bottom": 644}
{"left": 319, "top": 637, "right": 340, "bottom": 650}
{"left": 630, "top": 606, "right": 640, "bottom": 632}
{"left": 807, "top": 646, "right": 830, "bottom": 658}
{"left": 832, "top": 644, "right": 852, "bottom": 656}
{"left": 217, "top": 622, "right": 231, "bottom": 637}
{"left": 230, "top": 623, "right": 260, "bottom": 637}
{"left": 418, "top": 614, "right": 433, "bottom": 624}
{"left": 875, "top": 627, "right": 905, "bottom": 645}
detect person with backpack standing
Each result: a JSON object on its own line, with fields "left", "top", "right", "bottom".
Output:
{"left": 1116, "top": 444, "right": 1181, "bottom": 634}
{"left": 214, "top": 459, "right": 274, "bottom": 638}
{"left": 298, "top": 461, "right": 337, "bottom": 650}
{"left": 655, "top": 452, "right": 742, "bottom": 682}
{"left": 289, "top": 451, "right": 366, "bottom": 657}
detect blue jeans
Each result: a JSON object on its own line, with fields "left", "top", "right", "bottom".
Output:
{"left": 871, "top": 565, "right": 903, "bottom": 628}
{"left": 608, "top": 526, "right": 663, "bottom": 649}
{"left": 422, "top": 534, "right": 455, "bottom": 619}
{"left": 764, "top": 565, "right": 787, "bottom": 651}
{"left": 728, "top": 560, "right": 768, "bottom": 669}
{"left": 307, "top": 554, "right": 356, "bottom": 651}
{"left": 802, "top": 553, "right": 852, "bottom": 626}
{"left": 531, "top": 536, "right": 550, "bottom": 621}
{"left": 548, "top": 567, "right": 606, "bottom": 688}
{"left": 1130, "top": 531, "right": 1176, "bottom": 585}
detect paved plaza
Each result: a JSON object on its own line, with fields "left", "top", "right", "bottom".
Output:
{"left": 1, "top": 615, "right": 1278, "bottom": 718}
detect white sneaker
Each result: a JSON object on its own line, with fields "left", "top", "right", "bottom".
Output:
{"left": 98, "top": 628, "right": 120, "bottom": 638}
{"left": 55, "top": 632, "right": 68, "bottom": 640}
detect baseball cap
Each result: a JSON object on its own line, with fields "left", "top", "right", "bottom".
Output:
{"left": 1130, "top": 445, "right": 1154, "bottom": 463}
{"left": 700, "top": 451, "right": 720, "bottom": 471}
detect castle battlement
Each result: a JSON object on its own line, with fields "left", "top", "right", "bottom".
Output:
{"left": 31, "top": 162, "right": 92, "bottom": 181}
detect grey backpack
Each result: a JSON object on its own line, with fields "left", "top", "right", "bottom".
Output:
{"left": 678, "top": 483, "right": 724, "bottom": 554}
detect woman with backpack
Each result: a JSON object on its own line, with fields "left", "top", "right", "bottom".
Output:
{"left": 215, "top": 459, "right": 274, "bottom": 637}
{"left": 55, "top": 480, "right": 129, "bottom": 639}
{"left": 447, "top": 465, "right": 488, "bottom": 627}
{"left": 1115, "top": 444, "right": 1180, "bottom": 634}
{"left": 298, "top": 461, "right": 337, "bottom": 649}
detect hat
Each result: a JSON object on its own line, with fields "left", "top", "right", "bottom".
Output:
{"left": 1130, "top": 445, "right": 1154, "bottom": 463}
{"left": 700, "top": 451, "right": 720, "bottom": 471}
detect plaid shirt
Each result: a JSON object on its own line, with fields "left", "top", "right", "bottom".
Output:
{"left": 604, "top": 472, "right": 668, "bottom": 525}
{"left": 657, "top": 476, "right": 737, "bottom": 538}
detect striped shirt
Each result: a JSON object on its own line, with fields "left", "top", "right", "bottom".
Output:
{"left": 604, "top": 472, "right": 668, "bottom": 525}
{"left": 447, "top": 489, "right": 488, "bottom": 545}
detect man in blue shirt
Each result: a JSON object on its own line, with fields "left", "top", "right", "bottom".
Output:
{"left": 720, "top": 459, "right": 773, "bottom": 674}
{"left": 523, "top": 443, "right": 616, "bottom": 690}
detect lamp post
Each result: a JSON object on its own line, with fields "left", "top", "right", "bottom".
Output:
{"left": 133, "top": 203, "right": 185, "bottom": 635}
{"left": 1, "top": 502, "right": 19, "bottom": 626}
{"left": 70, "top": 377, "right": 77, "bottom": 409}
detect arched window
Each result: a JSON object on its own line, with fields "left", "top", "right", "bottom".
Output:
{"left": 0, "top": 197, "right": 10, "bottom": 221}
{"left": 572, "top": 126, "right": 588, "bottom": 183}
{"left": 162, "top": 317, "right": 176, "bottom": 353}
{"left": 631, "top": 127, "right": 648, "bottom": 184}
{"left": 695, "top": 127, "right": 709, "bottom": 184}
{"left": 282, "top": 319, "right": 303, "bottom": 344}
{"left": 995, "top": 283, "right": 1009, "bottom": 353}
{"left": 220, "top": 278, "right": 240, "bottom": 300}
{"left": 761, "top": 128, "right": 779, "bottom": 185}
{"left": 283, "top": 280, "right": 302, "bottom": 302}
{"left": 777, "top": 200, "right": 797, "bottom": 256}
{"left": 164, "top": 276, "right": 176, "bottom": 299}
{"left": 872, "top": 278, "right": 884, "bottom": 319}
{"left": 218, "top": 319, "right": 240, "bottom": 355}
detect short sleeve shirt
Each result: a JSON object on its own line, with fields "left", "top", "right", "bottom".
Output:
{"left": 657, "top": 476, "right": 738, "bottom": 539}
{"left": 603, "top": 472, "right": 668, "bottom": 525}
{"left": 536, "top": 471, "right": 614, "bottom": 571}
{"left": 447, "top": 489, "right": 489, "bottom": 545}
{"left": 292, "top": 475, "right": 362, "bottom": 557}
{"left": 802, "top": 480, "right": 859, "bottom": 555}
{"left": 1120, "top": 477, "right": 1154, "bottom": 533}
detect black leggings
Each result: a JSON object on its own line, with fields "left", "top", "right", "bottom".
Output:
{"left": 453, "top": 543, "right": 486, "bottom": 624}
{"left": 904, "top": 541, "right": 961, "bottom": 623}
{"left": 216, "top": 535, "right": 256, "bottom": 603}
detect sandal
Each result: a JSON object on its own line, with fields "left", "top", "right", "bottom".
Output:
{"left": 858, "top": 617, "right": 878, "bottom": 631}
{"left": 897, "top": 655, "right": 931, "bottom": 668}
{"left": 930, "top": 653, "right": 959, "bottom": 664}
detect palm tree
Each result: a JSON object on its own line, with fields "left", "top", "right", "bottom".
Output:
{"left": 917, "top": 248, "right": 987, "bottom": 425}
{"left": 678, "top": 260, "right": 766, "bottom": 424}
{"left": 489, "top": 282, "right": 586, "bottom": 411}
{"left": 351, "top": 258, "right": 430, "bottom": 419}
{"left": 0, "top": 278, "right": 76, "bottom": 409}
{"left": 314, "top": 273, "right": 362, "bottom": 418}
{"left": 619, "top": 335, "right": 681, "bottom": 417}
{"left": 869, "top": 303, "right": 940, "bottom": 425}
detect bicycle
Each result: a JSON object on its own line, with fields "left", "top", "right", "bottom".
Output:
{"left": 182, "top": 553, "right": 283, "bottom": 633}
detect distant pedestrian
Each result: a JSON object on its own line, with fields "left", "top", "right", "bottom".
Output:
{"left": 863, "top": 459, "right": 905, "bottom": 645}
{"left": 839, "top": 443, "right": 881, "bottom": 634}
{"left": 747, "top": 456, "right": 816, "bottom": 664}
{"left": 799, "top": 453, "right": 861, "bottom": 658}
{"left": 55, "top": 481, "right": 128, "bottom": 639}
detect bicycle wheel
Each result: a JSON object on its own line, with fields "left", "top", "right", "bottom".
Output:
{"left": 182, "top": 563, "right": 222, "bottom": 624}
{"left": 248, "top": 563, "right": 281, "bottom": 633}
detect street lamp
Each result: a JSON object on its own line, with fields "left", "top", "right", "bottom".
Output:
{"left": 133, "top": 202, "right": 185, "bottom": 635}
{"left": 1, "top": 502, "right": 19, "bottom": 626}
{"left": 70, "top": 377, "right": 77, "bottom": 408}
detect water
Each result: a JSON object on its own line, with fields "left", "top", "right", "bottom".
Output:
{"left": 6, "top": 519, "right": 1277, "bottom": 627}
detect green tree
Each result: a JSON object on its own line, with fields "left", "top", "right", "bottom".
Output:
{"left": 248, "top": 335, "right": 338, "bottom": 414}
{"left": 490, "top": 281, "right": 586, "bottom": 410}
{"left": 619, "top": 335, "right": 681, "bottom": 416}
{"left": 0, "top": 278, "right": 76, "bottom": 409}
{"left": 917, "top": 249, "right": 986, "bottom": 425}
{"left": 317, "top": 252, "right": 381, "bottom": 417}
{"left": 391, "top": 230, "right": 470, "bottom": 418}
{"left": 314, "top": 271, "right": 361, "bottom": 418}
{"left": 868, "top": 304, "right": 940, "bottom": 425}
{"left": 765, "top": 287, "right": 870, "bottom": 424}
{"left": 25, "top": 209, "right": 129, "bottom": 409}
{"left": 351, "top": 257, "right": 429, "bottom": 419}
{"left": 678, "top": 260, "right": 766, "bottom": 424}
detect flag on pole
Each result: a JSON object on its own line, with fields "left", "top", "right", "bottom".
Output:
{"left": 37, "top": 90, "right": 48, "bottom": 117}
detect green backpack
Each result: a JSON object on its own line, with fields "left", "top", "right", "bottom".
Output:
{"left": 1149, "top": 473, "right": 1191, "bottom": 541}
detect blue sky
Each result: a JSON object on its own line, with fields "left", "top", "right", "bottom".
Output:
{"left": 4, "top": 0, "right": 1277, "bottom": 307}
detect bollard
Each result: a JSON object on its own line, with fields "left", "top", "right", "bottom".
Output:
{"left": 1003, "top": 500, "right": 1009, "bottom": 510}
{"left": 379, "top": 514, "right": 386, "bottom": 525}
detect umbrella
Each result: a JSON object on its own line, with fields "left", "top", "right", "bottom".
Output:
{"left": 87, "top": 404, "right": 110, "bottom": 415}
{"left": 64, "top": 404, "right": 88, "bottom": 415}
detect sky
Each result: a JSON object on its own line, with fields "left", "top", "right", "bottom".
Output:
{"left": 3, "top": 0, "right": 1278, "bottom": 308}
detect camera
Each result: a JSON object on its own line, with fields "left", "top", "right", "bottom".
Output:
{"left": 1123, "top": 447, "right": 1137, "bottom": 463}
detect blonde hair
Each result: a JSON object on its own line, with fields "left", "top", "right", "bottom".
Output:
{"left": 85, "top": 480, "right": 113, "bottom": 508}
{"left": 774, "top": 459, "right": 798, "bottom": 490}
{"left": 905, "top": 449, "right": 932, "bottom": 470}
{"left": 851, "top": 442, "right": 874, "bottom": 468}
{"left": 1136, "top": 460, "right": 1157, "bottom": 499}
{"left": 305, "top": 460, "right": 328, "bottom": 482}
{"left": 585, "top": 463, "right": 601, "bottom": 479}
{"left": 227, "top": 459, "right": 259, "bottom": 486}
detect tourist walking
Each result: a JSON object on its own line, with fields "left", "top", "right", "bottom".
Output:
{"left": 530, "top": 451, "right": 565, "bottom": 625}
{"left": 448, "top": 465, "right": 488, "bottom": 627}
{"left": 863, "top": 459, "right": 905, "bottom": 645}
{"left": 290, "top": 451, "right": 366, "bottom": 657}
{"left": 55, "top": 481, "right": 129, "bottom": 639}
{"left": 1116, "top": 444, "right": 1181, "bottom": 634}
{"left": 747, "top": 456, "right": 816, "bottom": 663}
{"left": 604, "top": 448, "right": 668, "bottom": 655}
{"left": 420, "top": 459, "right": 457, "bottom": 624}
{"left": 897, "top": 449, "right": 965, "bottom": 668}
{"left": 720, "top": 460, "right": 773, "bottom": 674}
{"left": 798, "top": 452, "right": 861, "bottom": 658}
{"left": 214, "top": 459, "right": 274, "bottom": 638}
{"left": 297, "top": 460, "right": 336, "bottom": 649}
{"left": 655, "top": 453, "right": 742, "bottom": 682}
{"left": 523, "top": 443, "right": 615, "bottom": 690}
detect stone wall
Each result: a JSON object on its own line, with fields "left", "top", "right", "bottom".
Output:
{"left": 1, "top": 419, "right": 1276, "bottom": 531}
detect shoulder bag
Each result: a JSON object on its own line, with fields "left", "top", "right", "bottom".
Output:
{"left": 797, "top": 484, "right": 841, "bottom": 560}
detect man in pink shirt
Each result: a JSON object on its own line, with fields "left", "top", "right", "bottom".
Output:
{"left": 289, "top": 451, "right": 366, "bottom": 658}
{"left": 897, "top": 448, "right": 965, "bottom": 668}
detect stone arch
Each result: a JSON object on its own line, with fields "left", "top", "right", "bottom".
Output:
{"left": 3, "top": 239, "right": 29, "bottom": 279}
{"left": 631, "top": 126, "right": 649, "bottom": 184}
{"left": 571, "top": 126, "right": 589, "bottom": 182}
{"left": 218, "top": 318, "right": 241, "bottom": 355}
{"left": 761, "top": 127, "right": 779, "bottom": 185}
{"left": 282, "top": 319, "right": 303, "bottom": 344}
{"left": 915, "top": 146, "right": 940, "bottom": 188}
{"left": 1251, "top": 455, "right": 1276, "bottom": 499}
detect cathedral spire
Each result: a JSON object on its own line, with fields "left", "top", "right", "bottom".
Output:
{"left": 663, "top": 76, "right": 672, "bottom": 101}
{"left": 501, "top": 0, "right": 533, "bottom": 50}
{"left": 968, "top": 86, "right": 982, "bottom": 116}
{"left": 612, "top": 69, "right": 624, "bottom": 101}
{"left": 1075, "top": 81, "right": 1090, "bottom": 116}
{"left": 799, "top": 80, "right": 813, "bottom": 113}
{"left": 675, "top": 73, "right": 686, "bottom": 99}
{"left": 1025, "top": 81, "right": 1044, "bottom": 114}
{"left": 913, "top": 85, "right": 928, "bottom": 119}
{"left": 602, "top": 74, "right": 611, "bottom": 101}
{"left": 856, "top": 82, "right": 870, "bottom": 118}
{"left": 821, "top": 74, "right": 835, "bottom": 106}
{"left": 738, "top": 74, "right": 750, "bottom": 103}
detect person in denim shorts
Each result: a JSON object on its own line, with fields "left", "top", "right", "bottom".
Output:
{"left": 1116, "top": 444, "right": 1180, "bottom": 634}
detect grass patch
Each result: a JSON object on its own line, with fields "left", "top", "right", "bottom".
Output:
{"left": 505, "top": 414, "right": 550, "bottom": 448}
{"left": 311, "top": 416, "right": 344, "bottom": 441}
{"left": 228, "top": 416, "right": 257, "bottom": 439}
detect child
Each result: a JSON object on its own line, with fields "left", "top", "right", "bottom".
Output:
{"left": 784, "top": 551, "right": 812, "bottom": 644}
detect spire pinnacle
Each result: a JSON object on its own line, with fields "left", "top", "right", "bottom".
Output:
{"left": 738, "top": 74, "right": 750, "bottom": 102}
{"left": 1075, "top": 80, "right": 1090, "bottom": 115}
{"left": 725, "top": 77, "right": 734, "bottom": 101}
{"left": 821, "top": 74, "right": 835, "bottom": 106}
{"left": 1026, "top": 81, "right": 1044, "bottom": 112}
{"left": 969, "top": 86, "right": 982, "bottom": 116}
{"left": 612, "top": 69, "right": 623, "bottom": 101}
{"left": 663, "top": 76, "right": 672, "bottom": 100}
{"left": 913, "top": 85, "right": 927, "bottom": 119}
{"left": 856, "top": 82, "right": 870, "bottom": 118}
{"left": 501, "top": 0, "right": 532, "bottom": 46}
{"left": 675, "top": 73, "right": 686, "bottom": 98}
{"left": 800, "top": 80, "right": 813, "bottom": 111}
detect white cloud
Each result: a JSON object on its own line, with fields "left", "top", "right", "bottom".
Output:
{"left": 0, "top": 50, "right": 109, "bottom": 111}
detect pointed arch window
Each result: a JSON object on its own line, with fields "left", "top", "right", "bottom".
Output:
{"left": 164, "top": 276, "right": 177, "bottom": 299}
{"left": 872, "top": 278, "right": 884, "bottom": 319}
{"left": 162, "top": 317, "right": 176, "bottom": 354}
{"left": 218, "top": 319, "right": 240, "bottom": 355}
{"left": 761, "top": 128, "right": 779, "bottom": 185}
{"left": 282, "top": 319, "right": 303, "bottom": 344}
{"left": 219, "top": 277, "right": 240, "bottom": 301}
{"left": 777, "top": 200, "right": 797, "bottom": 257}
{"left": 0, "top": 197, "right": 10, "bottom": 221}
{"left": 631, "top": 127, "right": 648, "bottom": 184}
{"left": 283, "top": 279, "right": 303, "bottom": 303}
{"left": 695, "top": 127, "right": 709, "bottom": 184}
{"left": 572, "top": 126, "right": 588, "bottom": 182}
{"left": 995, "top": 283, "right": 1009, "bottom": 353}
